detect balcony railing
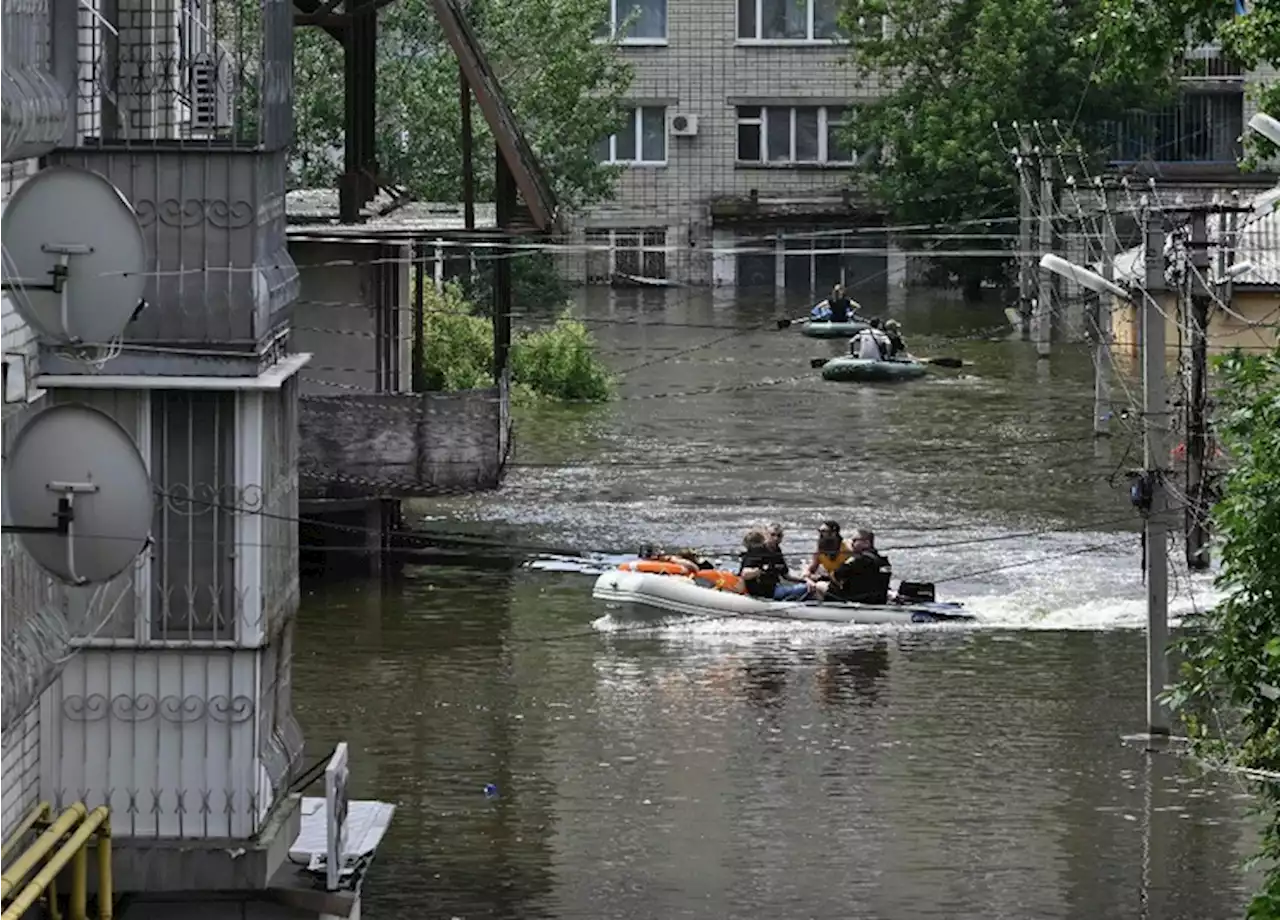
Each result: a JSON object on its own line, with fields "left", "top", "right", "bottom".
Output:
{"left": 1102, "top": 90, "right": 1244, "bottom": 167}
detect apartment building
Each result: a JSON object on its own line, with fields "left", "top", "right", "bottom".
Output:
{"left": 569, "top": 0, "right": 901, "bottom": 293}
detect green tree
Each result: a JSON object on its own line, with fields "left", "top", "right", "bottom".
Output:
{"left": 1167, "top": 346, "right": 1280, "bottom": 919}
{"left": 291, "top": 0, "right": 634, "bottom": 302}
{"left": 1090, "top": 0, "right": 1280, "bottom": 163}
{"left": 836, "top": 0, "right": 1164, "bottom": 298}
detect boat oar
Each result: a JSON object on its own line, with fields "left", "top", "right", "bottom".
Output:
{"left": 777, "top": 316, "right": 811, "bottom": 330}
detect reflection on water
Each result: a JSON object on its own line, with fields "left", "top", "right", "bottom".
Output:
{"left": 295, "top": 288, "right": 1254, "bottom": 918}
{"left": 295, "top": 571, "right": 1259, "bottom": 920}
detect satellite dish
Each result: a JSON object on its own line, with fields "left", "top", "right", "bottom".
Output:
{"left": 3, "top": 403, "right": 153, "bottom": 585}
{"left": 0, "top": 166, "right": 148, "bottom": 345}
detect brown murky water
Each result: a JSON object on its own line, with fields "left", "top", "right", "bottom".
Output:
{"left": 295, "top": 287, "right": 1257, "bottom": 918}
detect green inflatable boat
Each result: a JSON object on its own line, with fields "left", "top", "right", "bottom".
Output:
{"left": 800, "top": 320, "right": 870, "bottom": 339}
{"left": 820, "top": 356, "right": 929, "bottom": 382}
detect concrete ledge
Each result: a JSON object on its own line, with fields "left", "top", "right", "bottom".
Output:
{"left": 111, "top": 795, "right": 302, "bottom": 893}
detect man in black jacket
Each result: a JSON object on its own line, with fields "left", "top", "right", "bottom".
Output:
{"left": 740, "top": 528, "right": 816, "bottom": 602}
{"left": 827, "top": 528, "right": 892, "bottom": 604}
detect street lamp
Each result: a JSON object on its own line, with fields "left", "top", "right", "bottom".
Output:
{"left": 1039, "top": 253, "right": 1131, "bottom": 301}
{"left": 1039, "top": 247, "right": 1169, "bottom": 738}
{"left": 1248, "top": 112, "right": 1280, "bottom": 146}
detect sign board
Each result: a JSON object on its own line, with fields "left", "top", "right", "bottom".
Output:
{"left": 325, "top": 742, "right": 350, "bottom": 891}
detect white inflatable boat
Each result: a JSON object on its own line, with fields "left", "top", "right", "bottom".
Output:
{"left": 592, "top": 570, "right": 976, "bottom": 626}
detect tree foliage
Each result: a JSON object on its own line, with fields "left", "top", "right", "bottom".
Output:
{"left": 835, "top": 0, "right": 1168, "bottom": 295}
{"left": 1090, "top": 0, "right": 1280, "bottom": 164}
{"left": 292, "top": 0, "right": 633, "bottom": 211}
{"left": 1167, "top": 346, "right": 1280, "bottom": 918}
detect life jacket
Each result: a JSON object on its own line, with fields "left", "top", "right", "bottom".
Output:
{"left": 815, "top": 546, "right": 853, "bottom": 575}
{"left": 691, "top": 569, "right": 748, "bottom": 594}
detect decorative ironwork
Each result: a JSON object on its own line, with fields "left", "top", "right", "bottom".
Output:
{"left": 60, "top": 692, "right": 256, "bottom": 723}
{"left": 133, "top": 198, "right": 257, "bottom": 230}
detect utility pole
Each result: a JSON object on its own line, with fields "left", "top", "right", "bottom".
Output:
{"left": 1035, "top": 151, "right": 1055, "bottom": 357}
{"left": 1018, "top": 138, "right": 1034, "bottom": 339}
{"left": 1185, "top": 209, "right": 1212, "bottom": 570}
{"left": 1094, "top": 187, "right": 1116, "bottom": 437}
{"left": 1142, "top": 206, "right": 1171, "bottom": 738}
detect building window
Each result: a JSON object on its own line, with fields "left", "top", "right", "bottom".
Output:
{"left": 586, "top": 228, "right": 669, "bottom": 282}
{"left": 1103, "top": 90, "right": 1244, "bottom": 165}
{"left": 737, "top": 0, "right": 842, "bottom": 41}
{"left": 151, "top": 391, "right": 237, "bottom": 642}
{"left": 596, "top": 106, "right": 668, "bottom": 165}
{"left": 736, "top": 105, "right": 854, "bottom": 164}
{"left": 596, "top": 0, "right": 667, "bottom": 41}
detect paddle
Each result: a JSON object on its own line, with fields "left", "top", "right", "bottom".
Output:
{"left": 809, "top": 355, "right": 966, "bottom": 369}
{"left": 776, "top": 316, "right": 811, "bottom": 330}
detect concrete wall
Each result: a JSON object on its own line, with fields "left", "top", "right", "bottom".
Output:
{"left": 1110, "top": 289, "right": 1280, "bottom": 358}
{"left": 289, "top": 240, "right": 412, "bottom": 398}
{"left": 298, "top": 389, "right": 507, "bottom": 500}
{"left": 570, "top": 0, "right": 882, "bottom": 286}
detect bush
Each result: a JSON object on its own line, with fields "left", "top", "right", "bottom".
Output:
{"left": 418, "top": 282, "right": 614, "bottom": 402}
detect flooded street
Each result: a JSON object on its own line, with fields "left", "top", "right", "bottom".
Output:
{"left": 295, "top": 288, "right": 1256, "bottom": 918}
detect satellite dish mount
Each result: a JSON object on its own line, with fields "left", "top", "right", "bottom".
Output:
{"left": 1, "top": 243, "right": 94, "bottom": 344}
{"left": 2, "top": 480, "right": 102, "bottom": 585}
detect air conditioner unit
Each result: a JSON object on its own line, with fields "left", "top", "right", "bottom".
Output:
{"left": 669, "top": 113, "right": 699, "bottom": 137}
{"left": 190, "top": 51, "right": 234, "bottom": 133}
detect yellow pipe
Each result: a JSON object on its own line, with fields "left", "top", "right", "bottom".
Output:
{"left": 1, "top": 807, "right": 108, "bottom": 920}
{"left": 96, "top": 820, "right": 112, "bottom": 920}
{"left": 1, "top": 803, "right": 50, "bottom": 862}
{"left": 0, "top": 804, "right": 87, "bottom": 900}
{"left": 70, "top": 844, "right": 86, "bottom": 920}
{"left": 48, "top": 875, "right": 61, "bottom": 920}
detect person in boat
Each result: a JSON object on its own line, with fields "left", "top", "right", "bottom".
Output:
{"left": 637, "top": 542, "right": 712, "bottom": 571}
{"left": 883, "top": 319, "right": 908, "bottom": 359}
{"left": 739, "top": 528, "right": 815, "bottom": 602}
{"left": 825, "top": 528, "right": 893, "bottom": 605}
{"left": 827, "top": 284, "right": 856, "bottom": 324}
{"left": 849, "top": 318, "right": 893, "bottom": 361}
{"left": 804, "top": 520, "right": 856, "bottom": 582}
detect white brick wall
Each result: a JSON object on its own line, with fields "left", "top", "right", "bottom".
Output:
{"left": 575, "top": 0, "right": 876, "bottom": 285}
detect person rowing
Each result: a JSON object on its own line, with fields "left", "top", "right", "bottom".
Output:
{"left": 883, "top": 319, "right": 908, "bottom": 359}
{"left": 827, "top": 284, "right": 856, "bottom": 323}
{"left": 849, "top": 318, "right": 893, "bottom": 360}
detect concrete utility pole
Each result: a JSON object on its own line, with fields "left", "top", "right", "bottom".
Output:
{"left": 1035, "top": 151, "right": 1055, "bottom": 357}
{"left": 1142, "top": 206, "right": 1171, "bottom": 737}
{"left": 1018, "top": 138, "right": 1034, "bottom": 339}
{"left": 1095, "top": 187, "right": 1117, "bottom": 437}
{"left": 1185, "top": 209, "right": 1213, "bottom": 570}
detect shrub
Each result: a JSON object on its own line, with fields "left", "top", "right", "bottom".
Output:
{"left": 418, "top": 282, "right": 614, "bottom": 402}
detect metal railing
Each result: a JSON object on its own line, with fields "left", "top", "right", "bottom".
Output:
{"left": 1103, "top": 91, "right": 1245, "bottom": 166}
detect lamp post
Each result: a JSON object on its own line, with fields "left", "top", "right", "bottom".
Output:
{"left": 1247, "top": 112, "right": 1280, "bottom": 147}
{"left": 1040, "top": 231, "right": 1172, "bottom": 737}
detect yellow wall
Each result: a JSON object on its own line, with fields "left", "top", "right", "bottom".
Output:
{"left": 1109, "top": 290, "right": 1279, "bottom": 358}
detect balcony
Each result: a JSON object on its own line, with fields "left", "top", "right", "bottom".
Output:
{"left": 41, "top": 0, "right": 299, "bottom": 377}
{"left": 1102, "top": 85, "right": 1246, "bottom": 180}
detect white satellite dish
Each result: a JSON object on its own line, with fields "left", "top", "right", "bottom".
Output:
{"left": 3, "top": 403, "right": 154, "bottom": 585}
{"left": 0, "top": 166, "right": 148, "bottom": 345}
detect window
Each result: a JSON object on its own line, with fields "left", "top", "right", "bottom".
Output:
{"left": 738, "top": 0, "right": 842, "bottom": 41}
{"left": 585, "top": 228, "right": 669, "bottom": 282}
{"left": 151, "top": 391, "right": 237, "bottom": 641}
{"left": 596, "top": 106, "right": 668, "bottom": 165}
{"left": 596, "top": 0, "right": 667, "bottom": 41}
{"left": 736, "top": 105, "right": 855, "bottom": 164}
{"left": 1103, "top": 90, "right": 1243, "bottom": 165}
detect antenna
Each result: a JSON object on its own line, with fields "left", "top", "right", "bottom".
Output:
{"left": 2, "top": 403, "right": 154, "bottom": 585}
{"left": 1, "top": 166, "right": 148, "bottom": 345}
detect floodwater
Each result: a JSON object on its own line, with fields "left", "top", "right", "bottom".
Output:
{"left": 294, "top": 287, "right": 1258, "bottom": 918}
